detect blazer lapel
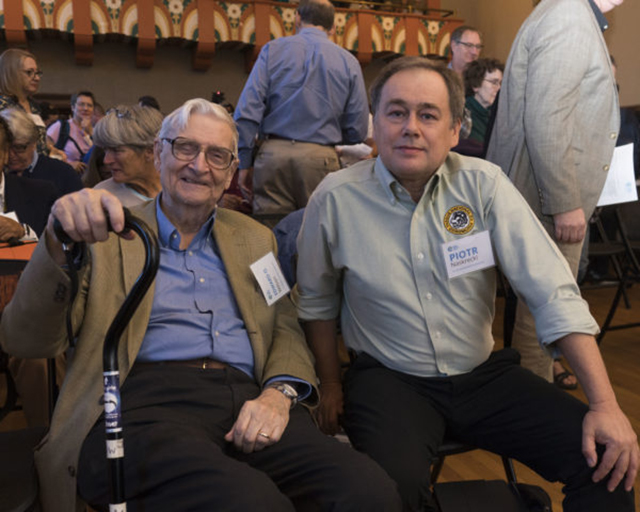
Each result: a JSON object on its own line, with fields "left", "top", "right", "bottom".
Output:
{"left": 121, "top": 201, "right": 159, "bottom": 368}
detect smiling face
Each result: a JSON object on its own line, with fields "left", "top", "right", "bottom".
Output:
{"left": 155, "top": 113, "right": 237, "bottom": 222}
{"left": 451, "top": 30, "right": 482, "bottom": 71}
{"left": 71, "top": 95, "right": 94, "bottom": 123}
{"left": 474, "top": 68, "right": 502, "bottom": 108}
{"left": 373, "top": 68, "right": 460, "bottom": 194}
{"left": 20, "top": 57, "right": 41, "bottom": 97}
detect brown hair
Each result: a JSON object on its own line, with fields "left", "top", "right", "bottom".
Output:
{"left": 0, "top": 49, "right": 37, "bottom": 99}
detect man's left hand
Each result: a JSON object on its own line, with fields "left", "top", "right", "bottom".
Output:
{"left": 582, "top": 402, "right": 639, "bottom": 492}
{"left": 224, "top": 387, "right": 291, "bottom": 453}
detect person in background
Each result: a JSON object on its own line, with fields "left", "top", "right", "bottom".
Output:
{"left": 93, "top": 105, "right": 163, "bottom": 206}
{"left": 234, "top": 0, "right": 369, "bottom": 227}
{"left": 448, "top": 25, "right": 483, "bottom": 76}
{"left": 463, "top": 58, "right": 503, "bottom": 146}
{"left": 47, "top": 91, "right": 96, "bottom": 174}
{"left": 38, "top": 101, "right": 60, "bottom": 128}
{"left": 0, "top": 49, "right": 57, "bottom": 157}
{"left": 487, "top": 0, "right": 622, "bottom": 385}
{"left": 1, "top": 108, "right": 83, "bottom": 196}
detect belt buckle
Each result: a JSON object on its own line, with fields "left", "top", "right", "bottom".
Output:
{"left": 202, "top": 358, "right": 208, "bottom": 370}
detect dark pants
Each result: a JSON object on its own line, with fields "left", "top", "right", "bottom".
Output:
{"left": 342, "top": 349, "right": 635, "bottom": 512}
{"left": 78, "top": 365, "right": 401, "bottom": 511}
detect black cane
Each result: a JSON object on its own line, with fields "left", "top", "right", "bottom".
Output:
{"left": 54, "top": 207, "right": 160, "bottom": 510}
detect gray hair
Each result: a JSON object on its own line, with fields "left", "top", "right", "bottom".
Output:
{"left": 370, "top": 56, "right": 465, "bottom": 128}
{"left": 158, "top": 98, "right": 238, "bottom": 155}
{"left": 0, "top": 107, "right": 39, "bottom": 145}
{"left": 93, "top": 104, "right": 163, "bottom": 149}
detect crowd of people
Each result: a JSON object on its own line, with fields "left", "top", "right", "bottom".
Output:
{"left": 0, "top": 0, "right": 638, "bottom": 510}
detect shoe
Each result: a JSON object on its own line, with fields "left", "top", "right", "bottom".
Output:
{"left": 553, "top": 362, "right": 578, "bottom": 390}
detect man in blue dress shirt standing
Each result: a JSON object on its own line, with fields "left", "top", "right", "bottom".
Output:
{"left": 234, "top": 0, "right": 369, "bottom": 227}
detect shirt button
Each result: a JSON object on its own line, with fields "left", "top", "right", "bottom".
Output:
{"left": 603, "top": 164, "right": 610, "bottom": 172}
{"left": 417, "top": 252, "right": 424, "bottom": 260}
{"left": 215, "top": 330, "right": 220, "bottom": 337}
{"left": 435, "top": 331, "right": 441, "bottom": 339}
{"left": 426, "top": 293, "right": 433, "bottom": 300}
{"left": 171, "top": 233, "right": 177, "bottom": 239}
{"left": 188, "top": 251, "right": 193, "bottom": 256}
{"left": 610, "top": 132, "right": 617, "bottom": 139}
{"left": 199, "top": 277, "right": 205, "bottom": 283}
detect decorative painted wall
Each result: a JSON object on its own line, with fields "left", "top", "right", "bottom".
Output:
{"left": 1, "top": 0, "right": 462, "bottom": 69}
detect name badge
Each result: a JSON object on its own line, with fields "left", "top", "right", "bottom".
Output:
{"left": 250, "top": 251, "right": 291, "bottom": 306}
{"left": 442, "top": 230, "right": 495, "bottom": 279}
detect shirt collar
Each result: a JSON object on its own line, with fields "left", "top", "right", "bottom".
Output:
{"left": 588, "top": 0, "right": 608, "bottom": 31}
{"left": 155, "top": 195, "right": 216, "bottom": 251}
{"left": 25, "top": 151, "right": 39, "bottom": 173}
{"left": 298, "top": 27, "right": 329, "bottom": 39}
{"left": 373, "top": 156, "right": 443, "bottom": 207}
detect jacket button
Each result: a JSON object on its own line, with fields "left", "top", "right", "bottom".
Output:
{"left": 610, "top": 132, "right": 617, "bottom": 139}
{"left": 603, "top": 165, "right": 610, "bottom": 172}
{"left": 68, "top": 465, "right": 76, "bottom": 477}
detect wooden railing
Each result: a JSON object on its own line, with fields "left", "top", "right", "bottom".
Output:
{"left": 1, "top": 0, "right": 462, "bottom": 70}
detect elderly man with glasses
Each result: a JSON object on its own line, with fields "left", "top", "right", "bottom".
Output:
{"left": 0, "top": 98, "right": 400, "bottom": 512}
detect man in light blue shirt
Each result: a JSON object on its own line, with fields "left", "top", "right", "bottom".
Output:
{"left": 297, "top": 57, "right": 638, "bottom": 511}
{"left": 234, "top": 0, "right": 368, "bottom": 227}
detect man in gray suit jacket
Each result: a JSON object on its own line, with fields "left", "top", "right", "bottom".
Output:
{"left": 486, "top": 0, "right": 621, "bottom": 382}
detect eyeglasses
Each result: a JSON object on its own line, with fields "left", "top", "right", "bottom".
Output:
{"left": 457, "top": 41, "right": 484, "bottom": 51}
{"left": 162, "top": 137, "right": 236, "bottom": 170}
{"left": 107, "top": 107, "right": 131, "bottom": 119}
{"left": 22, "top": 69, "right": 44, "bottom": 79}
{"left": 483, "top": 78, "right": 502, "bottom": 87}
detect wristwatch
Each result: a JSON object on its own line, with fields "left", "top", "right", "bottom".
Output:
{"left": 266, "top": 382, "right": 299, "bottom": 408}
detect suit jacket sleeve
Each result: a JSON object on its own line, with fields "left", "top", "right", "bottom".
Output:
{"left": 523, "top": 3, "right": 600, "bottom": 215}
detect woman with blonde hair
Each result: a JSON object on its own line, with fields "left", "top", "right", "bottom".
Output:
{"left": 0, "top": 48, "right": 51, "bottom": 155}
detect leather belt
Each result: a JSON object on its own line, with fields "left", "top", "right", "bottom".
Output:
{"left": 135, "top": 358, "right": 228, "bottom": 370}
{"left": 263, "top": 134, "right": 335, "bottom": 148}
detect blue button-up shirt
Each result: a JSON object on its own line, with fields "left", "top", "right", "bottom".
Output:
{"left": 136, "top": 201, "right": 255, "bottom": 376}
{"left": 234, "top": 27, "right": 369, "bottom": 169}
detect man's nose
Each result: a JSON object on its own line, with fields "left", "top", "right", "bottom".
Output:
{"left": 402, "top": 113, "right": 420, "bottom": 135}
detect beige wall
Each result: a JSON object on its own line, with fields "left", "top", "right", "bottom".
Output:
{"left": 442, "top": 0, "right": 640, "bottom": 107}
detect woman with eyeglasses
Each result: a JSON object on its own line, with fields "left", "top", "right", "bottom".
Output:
{"left": 0, "top": 48, "right": 51, "bottom": 156}
{"left": 93, "top": 105, "right": 164, "bottom": 206}
{"left": 463, "top": 58, "right": 504, "bottom": 146}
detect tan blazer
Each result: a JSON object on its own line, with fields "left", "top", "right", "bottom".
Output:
{"left": 486, "top": 0, "right": 619, "bottom": 229}
{"left": 0, "top": 200, "right": 318, "bottom": 512}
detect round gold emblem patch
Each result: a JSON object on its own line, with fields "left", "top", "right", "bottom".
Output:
{"left": 444, "top": 205, "right": 474, "bottom": 235}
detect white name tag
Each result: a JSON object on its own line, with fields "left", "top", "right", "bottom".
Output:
{"left": 442, "top": 230, "right": 495, "bottom": 279}
{"left": 250, "top": 252, "right": 291, "bottom": 306}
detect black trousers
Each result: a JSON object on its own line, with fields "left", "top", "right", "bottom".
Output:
{"left": 341, "top": 349, "right": 636, "bottom": 512}
{"left": 78, "top": 364, "right": 401, "bottom": 512}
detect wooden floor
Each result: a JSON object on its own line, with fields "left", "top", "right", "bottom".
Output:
{"left": 1, "top": 283, "right": 639, "bottom": 510}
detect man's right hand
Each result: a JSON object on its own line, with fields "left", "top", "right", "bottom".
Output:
{"left": 45, "top": 189, "right": 132, "bottom": 265}
{"left": 0, "top": 216, "right": 25, "bottom": 242}
{"left": 553, "top": 207, "right": 586, "bottom": 243}
{"left": 316, "top": 381, "right": 344, "bottom": 436}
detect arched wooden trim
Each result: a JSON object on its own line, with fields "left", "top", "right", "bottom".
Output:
{"left": 4, "top": 0, "right": 27, "bottom": 46}
{"left": 136, "top": 0, "right": 156, "bottom": 68}
{"left": 356, "top": 11, "right": 373, "bottom": 65}
{"left": 71, "top": 0, "right": 93, "bottom": 65}
{"left": 193, "top": 0, "right": 216, "bottom": 71}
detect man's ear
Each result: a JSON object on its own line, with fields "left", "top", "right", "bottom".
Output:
{"left": 153, "top": 139, "right": 162, "bottom": 171}
{"left": 450, "top": 119, "right": 462, "bottom": 149}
